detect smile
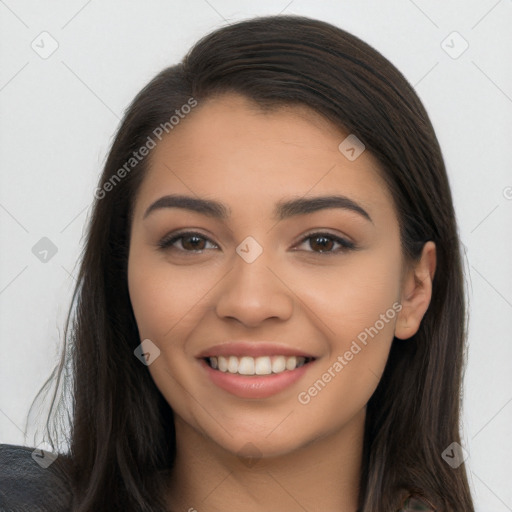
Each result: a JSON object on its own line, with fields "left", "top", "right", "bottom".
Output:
{"left": 199, "top": 355, "right": 316, "bottom": 399}
{"left": 206, "top": 355, "right": 314, "bottom": 375}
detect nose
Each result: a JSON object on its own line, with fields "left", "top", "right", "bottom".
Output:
{"left": 214, "top": 244, "right": 294, "bottom": 328}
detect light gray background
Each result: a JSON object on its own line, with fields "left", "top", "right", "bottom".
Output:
{"left": 1, "top": 1, "right": 511, "bottom": 510}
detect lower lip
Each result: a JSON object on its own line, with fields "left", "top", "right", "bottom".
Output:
{"left": 199, "top": 359, "right": 313, "bottom": 399}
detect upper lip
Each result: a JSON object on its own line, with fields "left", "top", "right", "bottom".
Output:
{"left": 196, "top": 342, "right": 317, "bottom": 359}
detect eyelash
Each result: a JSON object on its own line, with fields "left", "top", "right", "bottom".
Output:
{"left": 157, "top": 230, "right": 356, "bottom": 255}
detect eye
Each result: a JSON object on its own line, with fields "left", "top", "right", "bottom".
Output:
{"left": 157, "top": 231, "right": 218, "bottom": 252}
{"left": 294, "top": 231, "right": 355, "bottom": 254}
{"left": 157, "top": 230, "right": 355, "bottom": 255}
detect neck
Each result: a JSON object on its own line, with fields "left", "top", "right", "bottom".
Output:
{"left": 166, "top": 409, "right": 365, "bottom": 512}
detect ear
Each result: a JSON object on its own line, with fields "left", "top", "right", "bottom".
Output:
{"left": 394, "top": 241, "right": 436, "bottom": 340}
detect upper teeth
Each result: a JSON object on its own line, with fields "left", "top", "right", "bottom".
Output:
{"left": 209, "top": 355, "right": 308, "bottom": 375}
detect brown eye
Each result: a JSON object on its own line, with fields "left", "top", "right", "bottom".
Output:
{"left": 157, "top": 230, "right": 355, "bottom": 256}
{"left": 295, "top": 232, "right": 355, "bottom": 254}
{"left": 158, "top": 232, "right": 218, "bottom": 252}
{"left": 181, "top": 234, "right": 207, "bottom": 251}
{"left": 309, "top": 235, "right": 335, "bottom": 252}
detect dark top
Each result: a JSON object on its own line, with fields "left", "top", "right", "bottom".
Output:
{"left": 0, "top": 444, "right": 434, "bottom": 511}
{"left": 0, "top": 444, "right": 72, "bottom": 512}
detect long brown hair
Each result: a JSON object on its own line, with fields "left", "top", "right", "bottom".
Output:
{"left": 29, "top": 15, "right": 474, "bottom": 511}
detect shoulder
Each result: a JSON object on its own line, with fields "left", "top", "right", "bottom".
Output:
{"left": 0, "top": 443, "right": 73, "bottom": 512}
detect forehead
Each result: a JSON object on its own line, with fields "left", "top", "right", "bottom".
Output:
{"left": 134, "top": 93, "right": 395, "bottom": 221}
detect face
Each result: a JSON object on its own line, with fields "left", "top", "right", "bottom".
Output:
{"left": 127, "top": 93, "right": 423, "bottom": 459}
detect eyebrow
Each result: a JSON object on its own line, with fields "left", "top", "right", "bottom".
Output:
{"left": 143, "top": 194, "right": 372, "bottom": 223}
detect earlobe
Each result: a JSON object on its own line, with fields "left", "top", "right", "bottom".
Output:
{"left": 394, "top": 241, "right": 436, "bottom": 340}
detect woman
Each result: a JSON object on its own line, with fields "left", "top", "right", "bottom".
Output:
{"left": 0, "top": 14, "right": 474, "bottom": 512}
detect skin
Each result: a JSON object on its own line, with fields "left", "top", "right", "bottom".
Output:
{"left": 127, "top": 93, "right": 436, "bottom": 512}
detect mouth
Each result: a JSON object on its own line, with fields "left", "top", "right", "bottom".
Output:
{"left": 204, "top": 355, "right": 316, "bottom": 376}
{"left": 196, "top": 342, "right": 318, "bottom": 398}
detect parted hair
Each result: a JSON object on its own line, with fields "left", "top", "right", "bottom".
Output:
{"left": 30, "top": 15, "right": 474, "bottom": 512}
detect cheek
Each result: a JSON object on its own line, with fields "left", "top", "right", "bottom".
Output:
{"left": 294, "top": 301, "right": 398, "bottom": 441}
{"left": 127, "top": 249, "right": 211, "bottom": 421}
{"left": 128, "top": 246, "right": 210, "bottom": 344}
{"left": 291, "top": 249, "right": 401, "bottom": 417}
{"left": 286, "top": 249, "right": 402, "bottom": 344}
